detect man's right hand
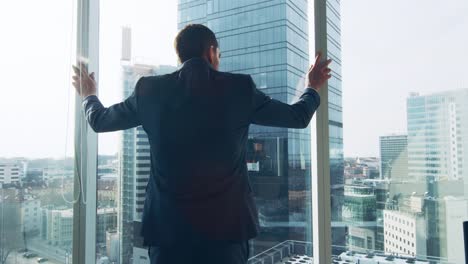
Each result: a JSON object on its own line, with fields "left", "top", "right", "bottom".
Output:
{"left": 72, "top": 61, "right": 97, "bottom": 98}
{"left": 307, "top": 52, "right": 332, "bottom": 91}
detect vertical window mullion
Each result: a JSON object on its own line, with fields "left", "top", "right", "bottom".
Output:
{"left": 73, "top": 0, "right": 99, "bottom": 263}
{"left": 312, "top": 0, "right": 332, "bottom": 263}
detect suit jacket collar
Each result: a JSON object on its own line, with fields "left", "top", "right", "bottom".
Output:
{"left": 180, "top": 57, "right": 213, "bottom": 70}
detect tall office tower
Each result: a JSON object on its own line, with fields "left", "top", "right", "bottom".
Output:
{"left": 407, "top": 89, "right": 468, "bottom": 259}
{"left": 325, "top": 0, "right": 345, "bottom": 254}
{"left": 118, "top": 27, "right": 177, "bottom": 263}
{"left": 379, "top": 135, "right": 408, "bottom": 180}
{"left": 178, "top": 0, "right": 314, "bottom": 255}
{"left": 407, "top": 90, "right": 468, "bottom": 185}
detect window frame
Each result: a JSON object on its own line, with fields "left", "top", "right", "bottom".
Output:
{"left": 71, "top": 0, "right": 334, "bottom": 263}
{"left": 311, "top": 0, "right": 333, "bottom": 263}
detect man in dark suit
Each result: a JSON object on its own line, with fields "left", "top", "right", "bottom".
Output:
{"left": 72, "top": 24, "right": 331, "bottom": 264}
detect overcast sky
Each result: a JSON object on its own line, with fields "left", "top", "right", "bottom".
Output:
{"left": 1, "top": 0, "right": 467, "bottom": 158}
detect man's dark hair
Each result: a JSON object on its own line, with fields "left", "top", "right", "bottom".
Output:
{"left": 174, "top": 24, "right": 218, "bottom": 63}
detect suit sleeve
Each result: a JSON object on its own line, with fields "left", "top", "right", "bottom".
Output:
{"left": 82, "top": 77, "right": 144, "bottom": 133}
{"left": 249, "top": 76, "right": 320, "bottom": 128}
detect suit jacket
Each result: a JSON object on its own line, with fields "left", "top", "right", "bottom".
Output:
{"left": 82, "top": 57, "right": 320, "bottom": 246}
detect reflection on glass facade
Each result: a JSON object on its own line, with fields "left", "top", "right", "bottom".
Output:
{"left": 178, "top": 0, "right": 312, "bottom": 258}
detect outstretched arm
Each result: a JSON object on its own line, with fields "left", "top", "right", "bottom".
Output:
{"left": 250, "top": 53, "right": 331, "bottom": 128}
{"left": 72, "top": 62, "right": 141, "bottom": 132}
{"left": 251, "top": 85, "right": 320, "bottom": 128}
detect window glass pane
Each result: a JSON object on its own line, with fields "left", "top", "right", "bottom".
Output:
{"left": 332, "top": 1, "right": 468, "bottom": 264}
{"left": 97, "top": 0, "right": 314, "bottom": 263}
{"left": 0, "top": 1, "right": 76, "bottom": 263}
{"left": 97, "top": 1, "right": 178, "bottom": 263}
{"left": 180, "top": 0, "right": 313, "bottom": 261}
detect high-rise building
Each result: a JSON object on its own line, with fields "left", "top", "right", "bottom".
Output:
{"left": 379, "top": 135, "right": 408, "bottom": 180}
{"left": 407, "top": 89, "right": 468, "bottom": 259}
{"left": 407, "top": 90, "right": 468, "bottom": 185}
{"left": 118, "top": 27, "right": 177, "bottom": 263}
{"left": 178, "top": 0, "right": 313, "bottom": 255}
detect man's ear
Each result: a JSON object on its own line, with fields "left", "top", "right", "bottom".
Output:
{"left": 208, "top": 45, "right": 216, "bottom": 63}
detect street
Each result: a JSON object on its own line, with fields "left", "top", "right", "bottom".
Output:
{"left": 6, "top": 250, "right": 61, "bottom": 264}
{"left": 5, "top": 238, "right": 71, "bottom": 264}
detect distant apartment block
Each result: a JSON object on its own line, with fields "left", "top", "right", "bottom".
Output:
{"left": 383, "top": 209, "right": 427, "bottom": 257}
{"left": 0, "top": 162, "right": 23, "bottom": 185}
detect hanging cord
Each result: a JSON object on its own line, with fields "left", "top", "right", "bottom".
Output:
{"left": 62, "top": 0, "right": 91, "bottom": 205}
{"left": 78, "top": 57, "right": 89, "bottom": 205}
{"left": 77, "top": 0, "right": 88, "bottom": 205}
{"left": 62, "top": 0, "right": 80, "bottom": 204}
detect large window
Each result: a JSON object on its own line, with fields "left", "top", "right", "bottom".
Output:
{"left": 3, "top": 1, "right": 467, "bottom": 264}
{"left": 0, "top": 1, "right": 77, "bottom": 263}
{"left": 331, "top": 1, "right": 468, "bottom": 264}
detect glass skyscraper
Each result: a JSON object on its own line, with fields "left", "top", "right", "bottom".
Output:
{"left": 178, "top": 0, "right": 312, "bottom": 257}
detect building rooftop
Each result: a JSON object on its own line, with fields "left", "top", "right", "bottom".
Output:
{"left": 280, "top": 255, "right": 313, "bottom": 264}
{"left": 336, "top": 252, "right": 432, "bottom": 264}
{"left": 248, "top": 241, "right": 312, "bottom": 264}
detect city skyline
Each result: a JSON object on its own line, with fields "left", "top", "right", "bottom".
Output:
{"left": 2, "top": 1, "right": 467, "bottom": 263}
{"left": 1, "top": 0, "right": 468, "bottom": 158}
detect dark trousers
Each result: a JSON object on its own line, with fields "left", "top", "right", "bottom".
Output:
{"left": 148, "top": 240, "right": 249, "bottom": 264}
